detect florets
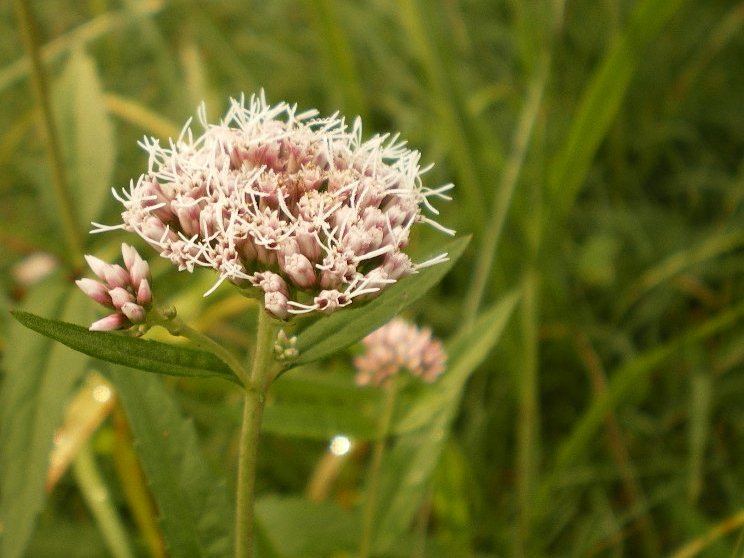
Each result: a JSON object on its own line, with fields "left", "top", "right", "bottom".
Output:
{"left": 95, "top": 92, "right": 453, "bottom": 317}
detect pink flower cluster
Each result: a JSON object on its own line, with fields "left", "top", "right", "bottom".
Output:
{"left": 354, "top": 318, "right": 446, "bottom": 386}
{"left": 94, "top": 93, "right": 453, "bottom": 318}
{"left": 76, "top": 244, "right": 152, "bottom": 331}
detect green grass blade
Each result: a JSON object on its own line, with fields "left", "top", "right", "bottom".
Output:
{"left": 11, "top": 311, "right": 240, "bottom": 385}
{"left": 373, "top": 290, "right": 520, "bottom": 552}
{"left": 0, "top": 282, "right": 91, "bottom": 558}
{"left": 290, "top": 235, "right": 470, "bottom": 367}
{"left": 105, "top": 365, "right": 233, "bottom": 558}
{"left": 553, "top": 297, "right": 744, "bottom": 474}
{"left": 547, "top": 0, "right": 689, "bottom": 214}
{"left": 52, "top": 47, "right": 115, "bottom": 228}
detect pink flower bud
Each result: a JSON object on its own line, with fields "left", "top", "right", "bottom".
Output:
{"left": 104, "top": 265, "right": 131, "bottom": 289}
{"left": 264, "top": 291, "right": 289, "bottom": 319}
{"left": 109, "top": 287, "right": 134, "bottom": 310}
{"left": 136, "top": 278, "right": 153, "bottom": 306}
{"left": 120, "top": 302, "right": 146, "bottom": 324}
{"left": 383, "top": 252, "right": 414, "bottom": 280}
{"left": 90, "top": 313, "right": 127, "bottom": 332}
{"left": 176, "top": 205, "right": 201, "bottom": 236}
{"left": 84, "top": 255, "right": 112, "bottom": 281}
{"left": 128, "top": 258, "right": 150, "bottom": 290}
{"left": 76, "top": 278, "right": 112, "bottom": 307}
{"left": 282, "top": 253, "right": 316, "bottom": 289}
{"left": 121, "top": 243, "right": 138, "bottom": 271}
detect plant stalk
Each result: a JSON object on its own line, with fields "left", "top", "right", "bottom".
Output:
{"left": 235, "top": 309, "right": 278, "bottom": 558}
{"left": 358, "top": 377, "right": 399, "bottom": 558}
{"left": 14, "top": 0, "right": 84, "bottom": 263}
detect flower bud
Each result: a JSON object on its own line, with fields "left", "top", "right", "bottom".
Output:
{"left": 109, "top": 287, "right": 135, "bottom": 310}
{"left": 136, "top": 278, "right": 153, "bottom": 306}
{"left": 264, "top": 291, "right": 289, "bottom": 319}
{"left": 76, "top": 278, "right": 112, "bottom": 307}
{"left": 120, "top": 302, "right": 146, "bottom": 324}
{"left": 104, "top": 265, "right": 131, "bottom": 289}
{"left": 84, "top": 255, "right": 112, "bottom": 281}
{"left": 283, "top": 253, "right": 316, "bottom": 289}
{"left": 90, "top": 313, "right": 127, "bottom": 332}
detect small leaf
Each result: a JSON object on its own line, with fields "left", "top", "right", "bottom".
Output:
{"left": 105, "top": 365, "right": 233, "bottom": 558}
{"left": 53, "top": 47, "right": 116, "bottom": 226}
{"left": 290, "top": 235, "right": 470, "bottom": 367}
{"left": 1, "top": 282, "right": 92, "bottom": 558}
{"left": 11, "top": 311, "right": 240, "bottom": 385}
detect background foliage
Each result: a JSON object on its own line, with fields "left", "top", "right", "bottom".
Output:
{"left": 1, "top": 0, "right": 744, "bottom": 556}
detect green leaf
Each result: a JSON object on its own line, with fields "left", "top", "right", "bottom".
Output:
{"left": 290, "top": 235, "right": 470, "bottom": 367}
{"left": 104, "top": 365, "right": 233, "bottom": 558}
{"left": 53, "top": 47, "right": 116, "bottom": 227}
{"left": 255, "top": 496, "right": 358, "bottom": 557}
{"left": 373, "top": 290, "right": 520, "bottom": 552}
{"left": 11, "top": 311, "right": 240, "bottom": 385}
{"left": 1, "top": 282, "right": 92, "bottom": 558}
{"left": 263, "top": 369, "right": 382, "bottom": 440}
{"left": 547, "top": 0, "right": 689, "bottom": 214}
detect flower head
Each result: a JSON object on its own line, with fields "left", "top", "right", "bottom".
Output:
{"left": 76, "top": 243, "right": 152, "bottom": 331}
{"left": 94, "top": 92, "right": 453, "bottom": 318}
{"left": 354, "top": 318, "right": 446, "bottom": 386}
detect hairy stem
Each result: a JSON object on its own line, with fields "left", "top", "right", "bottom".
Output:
{"left": 235, "top": 309, "right": 278, "bottom": 558}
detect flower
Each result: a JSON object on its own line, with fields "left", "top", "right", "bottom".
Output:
{"left": 94, "top": 92, "right": 454, "bottom": 318}
{"left": 76, "top": 243, "right": 152, "bottom": 331}
{"left": 353, "top": 318, "right": 446, "bottom": 386}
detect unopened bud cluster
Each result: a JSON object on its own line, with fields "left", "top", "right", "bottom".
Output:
{"left": 354, "top": 318, "right": 446, "bottom": 386}
{"left": 76, "top": 243, "right": 152, "bottom": 331}
{"left": 95, "top": 93, "right": 453, "bottom": 318}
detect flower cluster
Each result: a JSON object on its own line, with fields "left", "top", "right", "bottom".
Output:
{"left": 354, "top": 318, "right": 446, "bottom": 386}
{"left": 76, "top": 244, "right": 152, "bottom": 331}
{"left": 94, "top": 93, "right": 453, "bottom": 318}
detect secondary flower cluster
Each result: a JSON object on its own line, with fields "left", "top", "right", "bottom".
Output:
{"left": 94, "top": 93, "right": 453, "bottom": 318}
{"left": 76, "top": 244, "right": 152, "bottom": 331}
{"left": 354, "top": 318, "right": 446, "bottom": 386}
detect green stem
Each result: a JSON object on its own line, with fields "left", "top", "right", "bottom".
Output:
{"left": 14, "top": 0, "right": 84, "bottom": 263}
{"left": 463, "top": 54, "right": 549, "bottom": 325}
{"left": 73, "top": 442, "right": 136, "bottom": 558}
{"left": 359, "top": 377, "right": 399, "bottom": 558}
{"left": 235, "top": 309, "right": 278, "bottom": 558}
{"left": 152, "top": 308, "right": 250, "bottom": 385}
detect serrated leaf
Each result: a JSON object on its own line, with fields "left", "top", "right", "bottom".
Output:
{"left": 105, "top": 365, "right": 233, "bottom": 558}
{"left": 53, "top": 47, "right": 116, "bottom": 227}
{"left": 373, "top": 291, "right": 520, "bottom": 552}
{"left": 1, "top": 282, "right": 92, "bottom": 558}
{"left": 290, "top": 235, "right": 470, "bottom": 367}
{"left": 11, "top": 311, "right": 240, "bottom": 385}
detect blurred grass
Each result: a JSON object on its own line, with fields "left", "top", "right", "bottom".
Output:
{"left": 1, "top": 0, "right": 744, "bottom": 556}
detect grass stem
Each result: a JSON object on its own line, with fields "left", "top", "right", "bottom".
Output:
{"left": 14, "top": 0, "right": 84, "bottom": 263}
{"left": 359, "top": 377, "right": 400, "bottom": 558}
